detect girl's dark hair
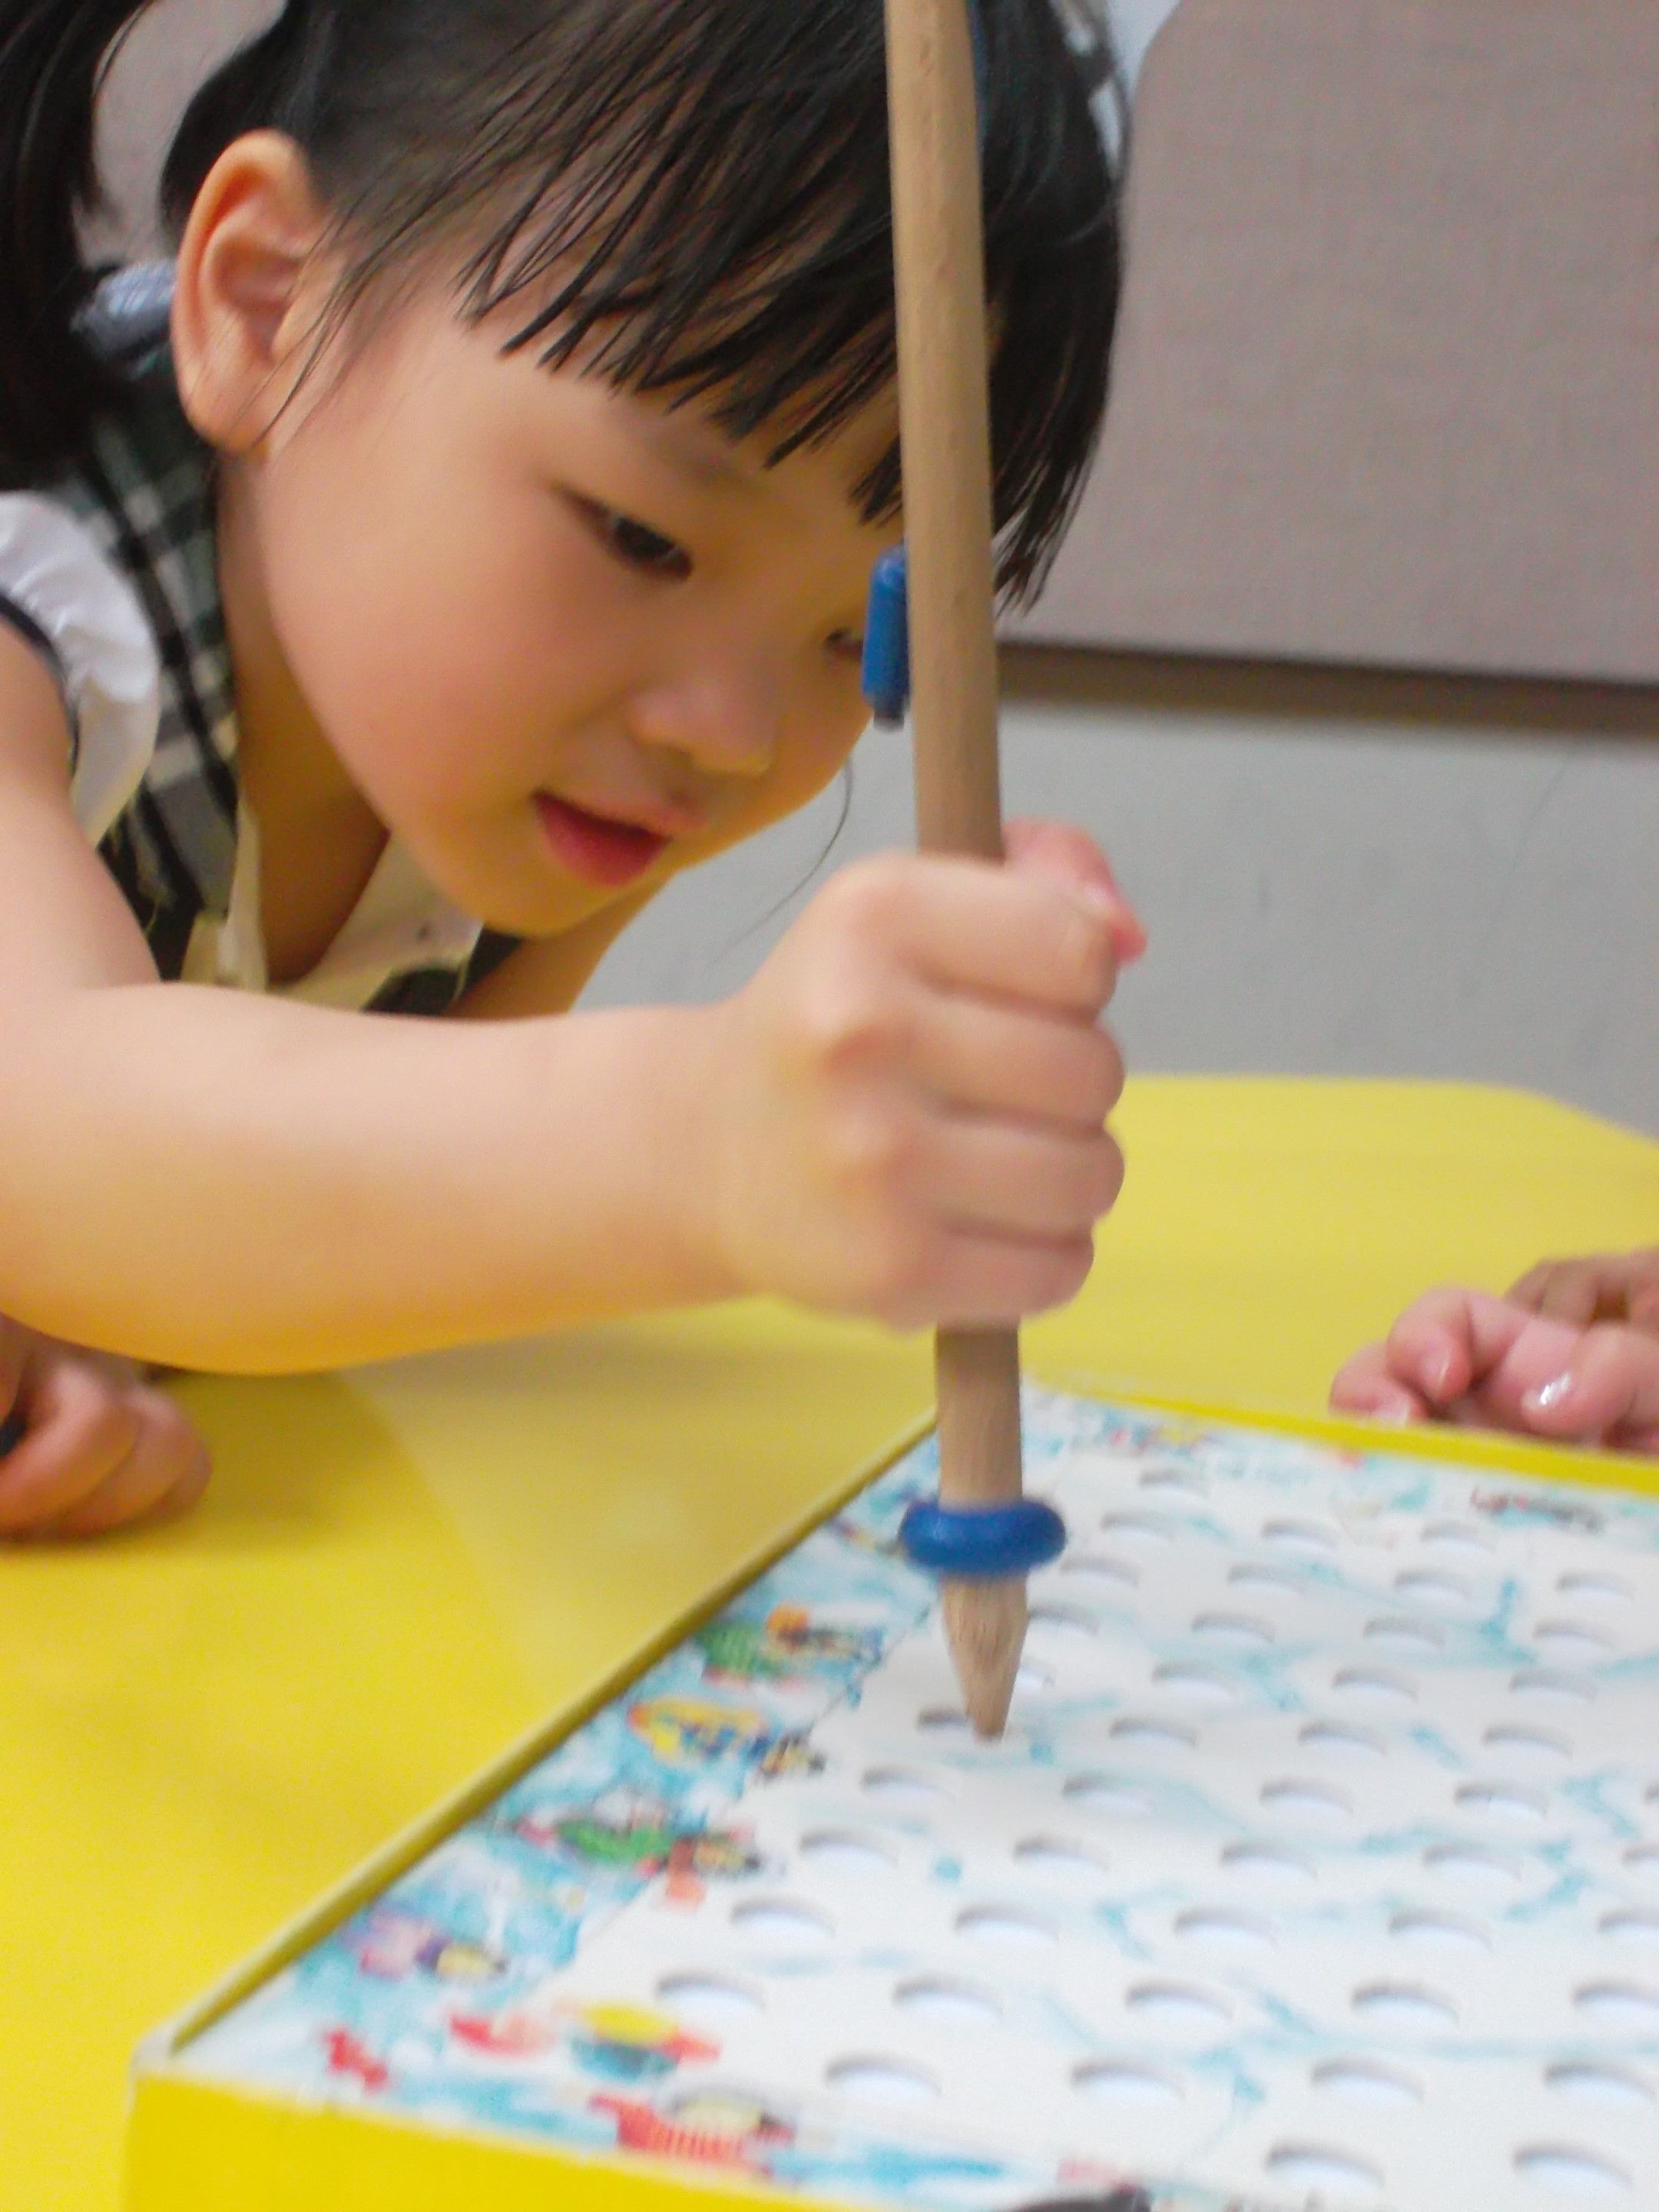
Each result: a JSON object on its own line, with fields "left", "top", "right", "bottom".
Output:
{"left": 0, "top": 0, "right": 1121, "bottom": 598}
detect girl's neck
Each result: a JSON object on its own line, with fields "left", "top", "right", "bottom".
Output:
{"left": 216, "top": 465, "right": 391, "bottom": 985}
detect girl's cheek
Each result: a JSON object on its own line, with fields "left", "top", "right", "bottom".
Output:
{"left": 796, "top": 680, "right": 870, "bottom": 783}
{"left": 727, "top": 690, "right": 866, "bottom": 838}
{"left": 279, "top": 495, "right": 609, "bottom": 790}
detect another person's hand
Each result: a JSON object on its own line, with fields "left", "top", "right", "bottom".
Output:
{"left": 1505, "top": 1247, "right": 1659, "bottom": 1333}
{"left": 697, "top": 824, "right": 1144, "bottom": 1330}
{"left": 0, "top": 1320, "right": 210, "bottom": 1538}
{"left": 1331, "top": 1283, "right": 1659, "bottom": 1455}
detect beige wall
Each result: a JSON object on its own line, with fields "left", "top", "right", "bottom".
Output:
{"left": 89, "top": 0, "right": 276, "bottom": 260}
{"left": 581, "top": 663, "right": 1659, "bottom": 1136}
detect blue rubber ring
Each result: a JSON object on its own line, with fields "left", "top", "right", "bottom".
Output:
{"left": 899, "top": 1497, "right": 1067, "bottom": 1580}
{"left": 859, "top": 546, "right": 909, "bottom": 727}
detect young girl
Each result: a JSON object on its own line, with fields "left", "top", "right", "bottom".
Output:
{"left": 0, "top": 0, "right": 1141, "bottom": 1535}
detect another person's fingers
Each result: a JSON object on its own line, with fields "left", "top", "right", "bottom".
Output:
{"left": 1622, "top": 1249, "right": 1659, "bottom": 1334}
{"left": 1330, "top": 1341, "right": 1433, "bottom": 1422}
{"left": 1384, "top": 1289, "right": 1599, "bottom": 1427}
{"left": 0, "top": 1322, "right": 28, "bottom": 1450}
{"left": 1508, "top": 1249, "right": 1659, "bottom": 1332}
{"left": 1504, "top": 1260, "right": 1552, "bottom": 1312}
{"left": 44, "top": 1387, "right": 210, "bottom": 1538}
{"left": 1382, "top": 1287, "right": 1529, "bottom": 1407}
{"left": 1508, "top": 1257, "right": 1606, "bottom": 1327}
{"left": 1518, "top": 1324, "right": 1659, "bottom": 1450}
{"left": 0, "top": 1359, "right": 139, "bottom": 1532}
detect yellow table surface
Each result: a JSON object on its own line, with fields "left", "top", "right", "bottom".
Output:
{"left": 3, "top": 1076, "right": 1655, "bottom": 2211}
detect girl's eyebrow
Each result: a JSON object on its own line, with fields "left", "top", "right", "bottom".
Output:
{"left": 639, "top": 412, "right": 758, "bottom": 493}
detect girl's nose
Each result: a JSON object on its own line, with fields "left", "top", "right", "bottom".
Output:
{"left": 628, "top": 665, "right": 781, "bottom": 780}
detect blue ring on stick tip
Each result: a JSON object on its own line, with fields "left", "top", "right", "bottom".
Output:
{"left": 899, "top": 1497, "right": 1066, "bottom": 1580}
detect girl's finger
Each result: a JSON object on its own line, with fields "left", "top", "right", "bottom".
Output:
{"left": 911, "top": 1225, "right": 1097, "bottom": 1330}
{"left": 838, "top": 856, "right": 1120, "bottom": 1018}
{"left": 0, "top": 1360, "right": 139, "bottom": 1532}
{"left": 906, "top": 990, "right": 1123, "bottom": 1131}
{"left": 1003, "top": 820, "right": 1147, "bottom": 962}
{"left": 44, "top": 1389, "right": 210, "bottom": 1538}
{"left": 1518, "top": 1325, "right": 1659, "bottom": 1448}
{"left": 929, "top": 1116, "right": 1124, "bottom": 1243}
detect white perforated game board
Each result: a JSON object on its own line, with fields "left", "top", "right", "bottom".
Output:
{"left": 177, "top": 1392, "right": 1659, "bottom": 2210}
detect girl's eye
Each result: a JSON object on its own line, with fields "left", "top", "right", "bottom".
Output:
{"left": 581, "top": 501, "right": 692, "bottom": 581}
{"left": 826, "top": 628, "right": 864, "bottom": 666}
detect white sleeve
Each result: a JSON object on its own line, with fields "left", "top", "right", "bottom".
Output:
{"left": 0, "top": 493, "right": 160, "bottom": 843}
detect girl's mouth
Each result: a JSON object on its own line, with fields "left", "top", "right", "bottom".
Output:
{"left": 534, "top": 794, "right": 672, "bottom": 889}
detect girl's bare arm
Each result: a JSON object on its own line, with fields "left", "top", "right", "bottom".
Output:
{"left": 0, "top": 631, "right": 1131, "bottom": 1374}
{"left": 0, "top": 628, "right": 726, "bottom": 1369}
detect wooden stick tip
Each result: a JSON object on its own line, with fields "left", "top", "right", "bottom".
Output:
{"left": 942, "top": 1576, "right": 1028, "bottom": 1740}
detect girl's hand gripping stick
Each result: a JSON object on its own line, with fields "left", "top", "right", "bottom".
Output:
{"left": 871, "top": 0, "right": 1066, "bottom": 1737}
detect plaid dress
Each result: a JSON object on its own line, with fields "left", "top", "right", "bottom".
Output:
{"left": 0, "top": 306, "right": 516, "bottom": 1015}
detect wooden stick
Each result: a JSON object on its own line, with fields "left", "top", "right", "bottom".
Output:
{"left": 884, "top": 0, "right": 1028, "bottom": 1738}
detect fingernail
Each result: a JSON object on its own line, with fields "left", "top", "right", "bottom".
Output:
{"left": 1426, "top": 1351, "right": 1456, "bottom": 1397}
{"left": 1522, "top": 1373, "right": 1575, "bottom": 1416}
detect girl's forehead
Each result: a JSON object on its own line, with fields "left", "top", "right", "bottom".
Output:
{"left": 358, "top": 283, "right": 899, "bottom": 535}
{"left": 494, "top": 337, "right": 897, "bottom": 529}
{"left": 638, "top": 388, "right": 899, "bottom": 518}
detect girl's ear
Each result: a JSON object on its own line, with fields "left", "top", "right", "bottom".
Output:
{"left": 170, "top": 132, "right": 336, "bottom": 458}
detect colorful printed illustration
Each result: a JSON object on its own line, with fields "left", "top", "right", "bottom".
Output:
{"left": 321, "top": 2028, "right": 389, "bottom": 2093}
{"left": 452, "top": 1996, "right": 716, "bottom": 2080}
{"left": 499, "top": 1787, "right": 767, "bottom": 1905}
{"left": 591, "top": 2086, "right": 795, "bottom": 2172}
{"left": 750, "top": 1729, "right": 825, "bottom": 1781}
{"left": 181, "top": 1390, "right": 1659, "bottom": 2212}
{"left": 353, "top": 1907, "right": 505, "bottom": 1984}
{"left": 626, "top": 1695, "right": 823, "bottom": 1778}
{"left": 695, "top": 1604, "right": 882, "bottom": 1687}
{"left": 827, "top": 1511, "right": 901, "bottom": 1559}
{"left": 1472, "top": 1485, "right": 1605, "bottom": 1533}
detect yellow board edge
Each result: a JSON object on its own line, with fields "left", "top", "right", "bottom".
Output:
{"left": 127, "top": 2075, "right": 866, "bottom": 2212}
{"left": 1031, "top": 1369, "right": 1659, "bottom": 1501}
{"left": 134, "top": 1405, "right": 935, "bottom": 2070}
